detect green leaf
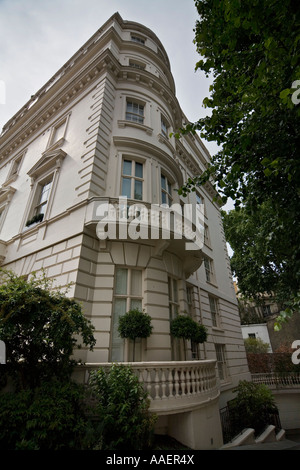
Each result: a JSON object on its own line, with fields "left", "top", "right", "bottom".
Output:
{"left": 279, "top": 88, "right": 291, "bottom": 100}
{"left": 263, "top": 168, "right": 272, "bottom": 177}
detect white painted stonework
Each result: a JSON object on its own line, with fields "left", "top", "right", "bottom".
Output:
{"left": 0, "top": 13, "right": 250, "bottom": 449}
{"left": 242, "top": 323, "right": 273, "bottom": 352}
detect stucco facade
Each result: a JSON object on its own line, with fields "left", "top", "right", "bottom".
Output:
{"left": 0, "top": 13, "right": 250, "bottom": 448}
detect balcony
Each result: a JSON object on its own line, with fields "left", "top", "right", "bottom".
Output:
{"left": 75, "top": 359, "right": 219, "bottom": 415}
{"left": 85, "top": 197, "right": 204, "bottom": 276}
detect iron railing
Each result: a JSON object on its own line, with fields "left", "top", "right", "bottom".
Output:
{"left": 220, "top": 404, "right": 282, "bottom": 444}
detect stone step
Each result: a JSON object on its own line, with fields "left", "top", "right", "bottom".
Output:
{"left": 221, "top": 426, "right": 287, "bottom": 450}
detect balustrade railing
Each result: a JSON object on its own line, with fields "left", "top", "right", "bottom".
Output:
{"left": 131, "top": 360, "right": 217, "bottom": 401}
{"left": 76, "top": 360, "right": 218, "bottom": 413}
{"left": 251, "top": 372, "right": 300, "bottom": 388}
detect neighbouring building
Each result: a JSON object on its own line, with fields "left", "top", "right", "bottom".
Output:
{"left": 0, "top": 13, "right": 250, "bottom": 449}
{"left": 234, "top": 282, "right": 300, "bottom": 353}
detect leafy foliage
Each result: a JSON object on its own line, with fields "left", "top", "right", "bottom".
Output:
{"left": 118, "top": 309, "right": 153, "bottom": 361}
{"left": 191, "top": 323, "right": 208, "bottom": 345}
{"left": 88, "top": 364, "right": 157, "bottom": 450}
{"left": 0, "top": 273, "right": 158, "bottom": 450}
{"left": 244, "top": 337, "right": 270, "bottom": 354}
{"left": 177, "top": 0, "right": 300, "bottom": 321}
{"left": 170, "top": 315, "right": 196, "bottom": 340}
{"left": 229, "top": 380, "right": 278, "bottom": 435}
{"left": 0, "top": 379, "right": 87, "bottom": 450}
{"left": 222, "top": 203, "right": 299, "bottom": 327}
{"left": 0, "top": 270, "right": 96, "bottom": 388}
{"left": 118, "top": 309, "right": 153, "bottom": 341}
{"left": 170, "top": 315, "right": 207, "bottom": 343}
{"left": 170, "top": 315, "right": 207, "bottom": 360}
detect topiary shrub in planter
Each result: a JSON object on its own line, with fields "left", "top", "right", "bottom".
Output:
{"left": 118, "top": 309, "right": 153, "bottom": 361}
{"left": 170, "top": 315, "right": 207, "bottom": 360}
{"left": 191, "top": 323, "right": 208, "bottom": 358}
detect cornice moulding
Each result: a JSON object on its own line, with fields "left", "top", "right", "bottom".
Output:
{"left": 0, "top": 49, "right": 120, "bottom": 162}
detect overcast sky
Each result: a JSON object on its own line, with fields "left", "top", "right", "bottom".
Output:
{"left": 0, "top": 0, "right": 219, "bottom": 151}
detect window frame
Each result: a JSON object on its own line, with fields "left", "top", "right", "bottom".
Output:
{"left": 161, "top": 173, "right": 173, "bottom": 206}
{"left": 25, "top": 174, "right": 54, "bottom": 227}
{"left": 113, "top": 267, "right": 143, "bottom": 311}
{"left": 0, "top": 206, "right": 5, "bottom": 233}
{"left": 130, "top": 34, "right": 145, "bottom": 45}
{"left": 125, "top": 100, "right": 145, "bottom": 125}
{"left": 204, "top": 256, "right": 216, "bottom": 285}
{"left": 168, "top": 276, "right": 179, "bottom": 321}
{"left": 33, "top": 178, "right": 53, "bottom": 219}
{"left": 4, "top": 151, "right": 25, "bottom": 185}
{"left": 204, "top": 224, "right": 211, "bottom": 247}
{"left": 186, "top": 284, "right": 195, "bottom": 317}
{"left": 46, "top": 114, "right": 70, "bottom": 150}
{"left": 209, "top": 295, "right": 220, "bottom": 328}
{"left": 160, "top": 115, "right": 169, "bottom": 138}
{"left": 215, "top": 344, "right": 228, "bottom": 382}
{"left": 120, "top": 158, "right": 144, "bottom": 201}
{"left": 129, "top": 60, "right": 146, "bottom": 71}
{"left": 22, "top": 148, "right": 66, "bottom": 231}
{"left": 111, "top": 267, "right": 144, "bottom": 362}
{"left": 168, "top": 275, "right": 180, "bottom": 360}
{"left": 196, "top": 191, "right": 205, "bottom": 218}
{"left": 0, "top": 186, "right": 16, "bottom": 233}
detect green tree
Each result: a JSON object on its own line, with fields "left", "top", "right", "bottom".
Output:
{"left": 118, "top": 309, "right": 153, "bottom": 361}
{"left": 177, "top": 0, "right": 300, "bottom": 322}
{"left": 221, "top": 203, "right": 298, "bottom": 313}
{"left": 170, "top": 315, "right": 207, "bottom": 360}
{"left": 0, "top": 270, "right": 96, "bottom": 389}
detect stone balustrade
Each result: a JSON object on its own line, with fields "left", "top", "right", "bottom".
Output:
{"left": 252, "top": 372, "right": 300, "bottom": 388}
{"left": 76, "top": 359, "right": 219, "bottom": 415}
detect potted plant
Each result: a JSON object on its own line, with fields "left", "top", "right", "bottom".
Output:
{"left": 118, "top": 309, "right": 153, "bottom": 361}
{"left": 170, "top": 315, "right": 207, "bottom": 360}
{"left": 26, "top": 213, "right": 44, "bottom": 227}
{"left": 191, "top": 323, "right": 208, "bottom": 359}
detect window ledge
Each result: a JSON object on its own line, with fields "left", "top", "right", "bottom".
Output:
{"left": 157, "top": 133, "right": 174, "bottom": 153}
{"left": 3, "top": 174, "right": 18, "bottom": 187}
{"left": 118, "top": 120, "right": 153, "bottom": 135}
{"left": 206, "top": 280, "right": 218, "bottom": 288}
{"left": 45, "top": 137, "right": 65, "bottom": 152}
{"left": 22, "top": 220, "right": 45, "bottom": 233}
{"left": 212, "top": 326, "right": 225, "bottom": 333}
